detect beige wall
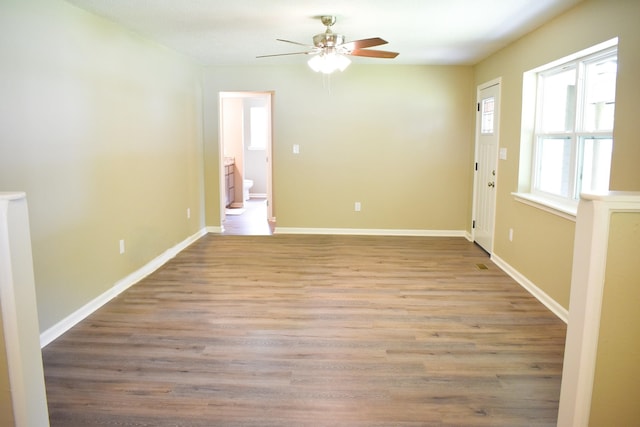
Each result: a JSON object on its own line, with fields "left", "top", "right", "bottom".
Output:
{"left": 474, "top": 0, "right": 640, "bottom": 309}
{"left": 204, "top": 65, "right": 475, "bottom": 231}
{"left": 0, "top": 0, "right": 205, "bottom": 331}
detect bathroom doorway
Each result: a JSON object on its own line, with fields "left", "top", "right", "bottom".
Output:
{"left": 219, "top": 91, "right": 274, "bottom": 235}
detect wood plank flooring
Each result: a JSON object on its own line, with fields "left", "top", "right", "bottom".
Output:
{"left": 42, "top": 234, "right": 566, "bottom": 426}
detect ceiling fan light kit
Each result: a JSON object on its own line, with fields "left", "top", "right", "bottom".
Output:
{"left": 257, "top": 15, "right": 398, "bottom": 74}
{"left": 308, "top": 50, "right": 351, "bottom": 73}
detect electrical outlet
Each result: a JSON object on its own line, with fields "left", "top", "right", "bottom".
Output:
{"left": 293, "top": 144, "right": 300, "bottom": 154}
{"left": 187, "top": 208, "right": 191, "bottom": 219}
{"left": 354, "top": 202, "right": 361, "bottom": 212}
{"left": 119, "top": 239, "right": 125, "bottom": 254}
{"left": 509, "top": 228, "right": 514, "bottom": 242}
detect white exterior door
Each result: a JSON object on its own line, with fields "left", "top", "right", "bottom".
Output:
{"left": 473, "top": 80, "right": 501, "bottom": 253}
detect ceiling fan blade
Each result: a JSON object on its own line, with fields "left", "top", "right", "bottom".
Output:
{"left": 276, "top": 38, "right": 315, "bottom": 48}
{"left": 256, "top": 51, "right": 313, "bottom": 58}
{"left": 348, "top": 48, "right": 399, "bottom": 59}
{"left": 342, "top": 37, "right": 388, "bottom": 51}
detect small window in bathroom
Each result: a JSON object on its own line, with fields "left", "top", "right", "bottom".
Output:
{"left": 249, "top": 106, "right": 268, "bottom": 150}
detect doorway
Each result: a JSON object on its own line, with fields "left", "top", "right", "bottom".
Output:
{"left": 219, "top": 91, "right": 274, "bottom": 235}
{"left": 472, "top": 79, "right": 501, "bottom": 253}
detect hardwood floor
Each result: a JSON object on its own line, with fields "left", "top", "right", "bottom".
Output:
{"left": 42, "top": 234, "right": 566, "bottom": 426}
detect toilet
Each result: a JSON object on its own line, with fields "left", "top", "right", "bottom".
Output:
{"left": 243, "top": 179, "right": 253, "bottom": 201}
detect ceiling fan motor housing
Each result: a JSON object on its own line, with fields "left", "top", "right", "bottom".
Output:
{"left": 320, "top": 15, "right": 336, "bottom": 27}
{"left": 313, "top": 32, "right": 345, "bottom": 48}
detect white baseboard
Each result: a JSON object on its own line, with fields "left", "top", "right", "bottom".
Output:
{"left": 40, "top": 228, "right": 208, "bottom": 348}
{"left": 274, "top": 227, "right": 468, "bottom": 237}
{"left": 206, "top": 225, "right": 223, "bottom": 234}
{"left": 491, "top": 253, "right": 568, "bottom": 323}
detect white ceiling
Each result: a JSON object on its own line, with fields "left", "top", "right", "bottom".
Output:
{"left": 65, "top": 0, "right": 583, "bottom": 66}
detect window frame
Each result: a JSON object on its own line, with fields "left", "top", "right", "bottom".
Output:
{"left": 515, "top": 39, "right": 618, "bottom": 219}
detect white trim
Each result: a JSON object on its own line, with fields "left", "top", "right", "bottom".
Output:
{"left": 218, "top": 91, "right": 274, "bottom": 229}
{"left": 206, "top": 225, "right": 224, "bottom": 234}
{"left": 491, "top": 253, "right": 568, "bottom": 323}
{"left": 557, "top": 191, "right": 640, "bottom": 427}
{"left": 513, "top": 192, "right": 577, "bottom": 221}
{"left": 40, "top": 228, "right": 208, "bottom": 348}
{"left": 0, "top": 193, "right": 50, "bottom": 426}
{"left": 274, "top": 227, "right": 468, "bottom": 237}
{"left": 478, "top": 77, "right": 502, "bottom": 91}
{"left": 0, "top": 199, "right": 22, "bottom": 424}
{"left": 472, "top": 77, "right": 502, "bottom": 253}
{"left": 0, "top": 191, "right": 26, "bottom": 201}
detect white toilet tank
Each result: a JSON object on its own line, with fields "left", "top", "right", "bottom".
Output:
{"left": 243, "top": 179, "right": 253, "bottom": 201}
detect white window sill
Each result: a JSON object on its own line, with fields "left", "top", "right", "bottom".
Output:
{"left": 512, "top": 192, "right": 577, "bottom": 221}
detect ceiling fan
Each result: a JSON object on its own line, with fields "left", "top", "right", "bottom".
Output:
{"left": 257, "top": 15, "right": 399, "bottom": 74}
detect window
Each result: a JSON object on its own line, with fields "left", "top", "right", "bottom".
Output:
{"left": 531, "top": 43, "right": 617, "bottom": 206}
{"left": 248, "top": 106, "right": 268, "bottom": 150}
{"left": 481, "top": 96, "right": 495, "bottom": 134}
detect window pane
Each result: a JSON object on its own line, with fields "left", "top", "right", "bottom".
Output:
{"left": 577, "top": 137, "right": 613, "bottom": 197}
{"left": 249, "top": 107, "right": 267, "bottom": 150}
{"left": 583, "top": 56, "right": 617, "bottom": 131}
{"left": 481, "top": 96, "right": 494, "bottom": 134}
{"left": 526, "top": 42, "right": 617, "bottom": 207}
{"left": 539, "top": 68, "right": 576, "bottom": 132}
{"left": 536, "top": 137, "right": 572, "bottom": 197}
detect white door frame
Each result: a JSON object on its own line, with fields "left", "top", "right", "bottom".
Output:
{"left": 472, "top": 78, "right": 501, "bottom": 253}
{"left": 218, "top": 91, "right": 274, "bottom": 227}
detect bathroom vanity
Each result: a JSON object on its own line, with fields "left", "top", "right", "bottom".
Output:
{"left": 224, "top": 157, "right": 235, "bottom": 208}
